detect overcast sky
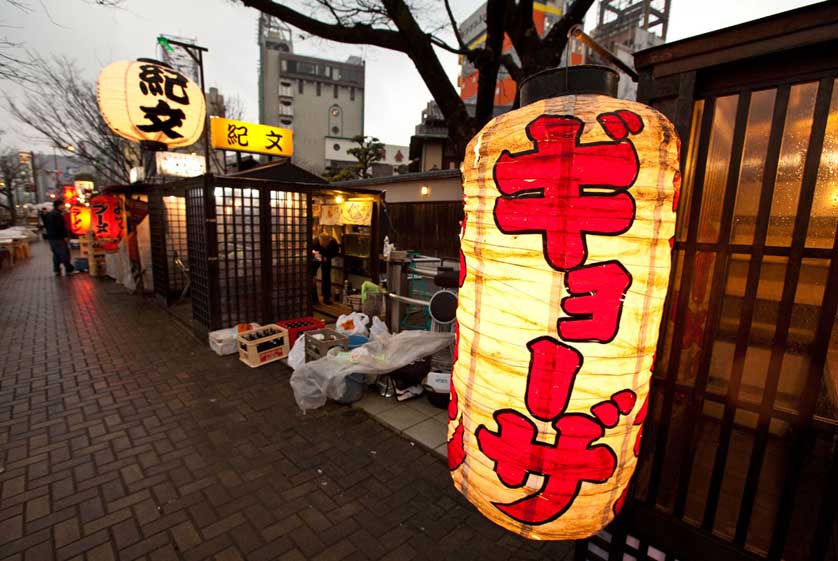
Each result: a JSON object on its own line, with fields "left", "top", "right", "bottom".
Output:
{"left": 0, "top": 0, "right": 822, "bottom": 152}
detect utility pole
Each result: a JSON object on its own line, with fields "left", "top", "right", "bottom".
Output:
{"left": 157, "top": 36, "right": 211, "bottom": 174}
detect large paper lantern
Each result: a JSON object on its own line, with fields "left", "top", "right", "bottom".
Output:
{"left": 69, "top": 205, "right": 91, "bottom": 236}
{"left": 448, "top": 67, "right": 679, "bottom": 540}
{"left": 90, "top": 194, "right": 124, "bottom": 241}
{"left": 97, "top": 60, "right": 205, "bottom": 148}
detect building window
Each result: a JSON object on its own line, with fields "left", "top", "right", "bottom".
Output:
{"left": 298, "top": 80, "right": 304, "bottom": 94}
{"left": 343, "top": 67, "right": 360, "bottom": 83}
{"left": 297, "top": 61, "right": 315, "bottom": 74}
{"left": 333, "top": 143, "right": 341, "bottom": 151}
{"left": 350, "top": 87, "right": 355, "bottom": 101}
{"left": 333, "top": 84, "right": 338, "bottom": 99}
{"left": 316, "top": 82, "right": 321, "bottom": 96}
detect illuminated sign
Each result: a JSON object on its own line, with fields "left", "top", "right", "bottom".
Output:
{"left": 210, "top": 117, "right": 293, "bottom": 157}
{"left": 155, "top": 151, "right": 206, "bottom": 177}
{"left": 74, "top": 180, "right": 95, "bottom": 204}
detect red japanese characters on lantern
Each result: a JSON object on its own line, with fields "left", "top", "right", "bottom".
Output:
{"left": 451, "top": 76, "right": 679, "bottom": 540}
{"left": 90, "top": 194, "right": 124, "bottom": 241}
{"left": 69, "top": 205, "right": 91, "bottom": 236}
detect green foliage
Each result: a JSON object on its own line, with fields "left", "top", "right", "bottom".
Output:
{"left": 322, "top": 135, "right": 385, "bottom": 182}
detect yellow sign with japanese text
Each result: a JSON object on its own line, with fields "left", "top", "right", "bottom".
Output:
{"left": 209, "top": 117, "right": 293, "bottom": 157}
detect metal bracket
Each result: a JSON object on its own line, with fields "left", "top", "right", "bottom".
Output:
{"left": 568, "top": 25, "right": 639, "bottom": 82}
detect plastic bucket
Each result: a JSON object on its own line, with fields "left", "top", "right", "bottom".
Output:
{"left": 347, "top": 335, "right": 369, "bottom": 349}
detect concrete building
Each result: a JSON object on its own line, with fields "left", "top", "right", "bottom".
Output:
{"left": 590, "top": 0, "right": 670, "bottom": 100}
{"left": 258, "top": 15, "right": 365, "bottom": 174}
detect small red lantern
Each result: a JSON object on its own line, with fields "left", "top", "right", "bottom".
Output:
{"left": 90, "top": 194, "right": 124, "bottom": 241}
{"left": 63, "top": 185, "right": 78, "bottom": 205}
{"left": 69, "top": 205, "right": 91, "bottom": 236}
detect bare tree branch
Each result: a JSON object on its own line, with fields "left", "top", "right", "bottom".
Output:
{"left": 5, "top": 55, "right": 138, "bottom": 185}
{"left": 443, "top": 0, "right": 465, "bottom": 50}
{"left": 427, "top": 34, "right": 472, "bottom": 56}
{"left": 240, "top": 0, "right": 405, "bottom": 50}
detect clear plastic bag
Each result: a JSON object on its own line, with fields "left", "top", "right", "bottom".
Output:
{"left": 290, "top": 330, "right": 454, "bottom": 411}
{"left": 369, "top": 316, "right": 390, "bottom": 340}
{"left": 287, "top": 335, "right": 306, "bottom": 370}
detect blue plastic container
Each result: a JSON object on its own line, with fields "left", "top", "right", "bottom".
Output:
{"left": 347, "top": 335, "right": 369, "bottom": 349}
{"left": 73, "top": 258, "right": 89, "bottom": 272}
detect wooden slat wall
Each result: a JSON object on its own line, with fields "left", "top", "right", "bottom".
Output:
{"left": 384, "top": 202, "right": 463, "bottom": 260}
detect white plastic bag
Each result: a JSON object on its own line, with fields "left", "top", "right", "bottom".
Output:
{"left": 370, "top": 316, "right": 390, "bottom": 340}
{"left": 335, "top": 312, "right": 369, "bottom": 337}
{"left": 208, "top": 323, "right": 259, "bottom": 356}
{"left": 287, "top": 335, "right": 306, "bottom": 370}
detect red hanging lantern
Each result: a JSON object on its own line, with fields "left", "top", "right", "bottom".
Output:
{"left": 63, "top": 185, "right": 78, "bottom": 205}
{"left": 449, "top": 66, "right": 680, "bottom": 540}
{"left": 69, "top": 205, "right": 91, "bottom": 236}
{"left": 90, "top": 194, "right": 124, "bottom": 241}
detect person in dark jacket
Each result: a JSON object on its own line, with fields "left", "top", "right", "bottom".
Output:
{"left": 44, "top": 199, "right": 76, "bottom": 276}
{"left": 311, "top": 232, "right": 340, "bottom": 304}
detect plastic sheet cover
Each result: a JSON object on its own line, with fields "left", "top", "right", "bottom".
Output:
{"left": 290, "top": 330, "right": 453, "bottom": 411}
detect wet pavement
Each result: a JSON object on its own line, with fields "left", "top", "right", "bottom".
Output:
{"left": 0, "top": 242, "right": 573, "bottom": 561}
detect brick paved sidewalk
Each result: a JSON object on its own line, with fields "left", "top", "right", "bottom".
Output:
{"left": 0, "top": 243, "right": 573, "bottom": 561}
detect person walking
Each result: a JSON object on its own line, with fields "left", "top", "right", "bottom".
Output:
{"left": 311, "top": 232, "right": 340, "bottom": 304}
{"left": 44, "top": 199, "right": 77, "bottom": 276}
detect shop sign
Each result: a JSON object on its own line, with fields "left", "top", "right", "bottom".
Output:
{"left": 210, "top": 117, "right": 293, "bottom": 157}
{"left": 155, "top": 151, "right": 206, "bottom": 177}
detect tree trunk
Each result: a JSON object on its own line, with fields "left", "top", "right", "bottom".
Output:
{"left": 473, "top": 0, "right": 506, "bottom": 128}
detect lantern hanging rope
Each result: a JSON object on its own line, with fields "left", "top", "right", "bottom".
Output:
{"left": 448, "top": 78, "right": 680, "bottom": 540}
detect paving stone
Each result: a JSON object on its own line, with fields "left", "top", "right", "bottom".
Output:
{"left": 0, "top": 245, "right": 575, "bottom": 561}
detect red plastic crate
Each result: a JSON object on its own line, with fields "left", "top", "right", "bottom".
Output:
{"left": 276, "top": 317, "right": 326, "bottom": 345}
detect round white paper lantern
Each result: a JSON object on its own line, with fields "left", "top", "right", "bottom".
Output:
{"left": 97, "top": 60, "right": 205, "bottom": 148}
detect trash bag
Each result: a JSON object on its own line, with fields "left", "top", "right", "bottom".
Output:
{"left": 335, "top": 312, "right": 369, "bottom": 337}
{"left": 369, "top": 316, "right": 389, "bottom": 340}
{"left": 287, "top": 335, "right": 306, "bottom": 370}
{"left": 289, "top": 330, "right": 454, "bottom": 411}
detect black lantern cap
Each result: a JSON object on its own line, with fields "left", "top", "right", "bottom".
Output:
{"left": 519, "top": 65, "right": 619, "bottom": 106}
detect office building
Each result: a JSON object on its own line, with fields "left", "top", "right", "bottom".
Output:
{"left": 258, "top": 15, "right": 365, "bottom": 174}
